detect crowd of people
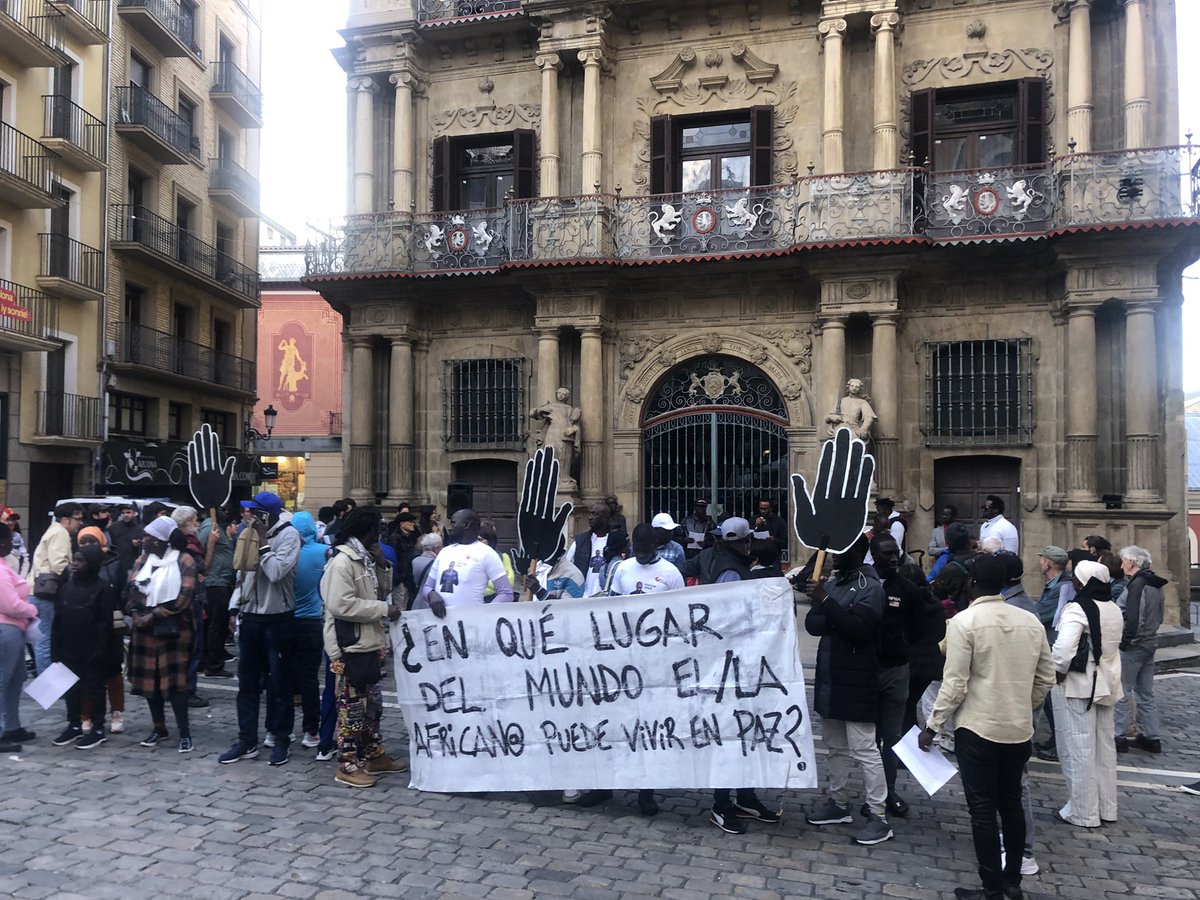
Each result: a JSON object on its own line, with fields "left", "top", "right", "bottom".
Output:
{"left": 0, "top": 489, "right": 1188, "bottom": 900}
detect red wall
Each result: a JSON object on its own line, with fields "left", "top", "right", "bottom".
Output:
{"left": 256, "top": 291, "right": 343, "bottom": 436}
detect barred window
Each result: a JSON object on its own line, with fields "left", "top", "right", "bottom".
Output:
{"left": 444, "top": 358, "right": 525, "bottom": 448}
{"left": 924, "top": 339, "right": 1033, "bottom": 445}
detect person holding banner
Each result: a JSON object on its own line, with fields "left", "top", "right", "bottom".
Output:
{"left": 419, "top": 509, "right": 513, "bottom": 616}
{"left": 607, "top": 524, "right": 685, "bottom": 596}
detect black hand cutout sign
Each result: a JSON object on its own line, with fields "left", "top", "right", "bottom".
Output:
{"left": 187, "top": 423, "right": 235, "bottom": 511}
{"left": 516, "top": 446, "right": 573, "bottom": 568}
{"left": 790, "top": 426, "right": 875, "bottom": 555}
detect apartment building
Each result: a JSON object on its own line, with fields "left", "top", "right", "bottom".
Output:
{"left": 307, "top": 0, "right": 1198, "bottom": 629}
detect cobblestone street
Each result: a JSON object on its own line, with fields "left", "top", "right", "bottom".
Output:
{"left": 2, "top": 657, "right": 1198, "bottom": 900}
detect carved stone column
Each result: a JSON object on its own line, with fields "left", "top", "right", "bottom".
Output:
{"left": 387, "top": 336, "right": 414, "bottom": 502}
{"left": 819, "top": 17, "right": 847, "bottom": 174}
{"left": 818, "top": 317, "right": 846, "bottom": 430}
{"left": 350, "top": 77, "right": 378, "bottom": 214}
{"left": 1065, "top": 304, "right": 1099, "bottom": 499}
{"left": 870, "top": 13, "right": 900, "bottom": 170}
{"left": 1064, "top": 0, "right": 1094, "bottom": 153}
{"left": 870, "top": 313, "right": 898, "bottom": 492}
{"left": 579, "top": 326, "right": 604, "bottom": 496}
{"left": 1124, "top": 301, "right": 1160, "bottom": 499}
{"left": 536, "top": 54, "right": 563, "bottom": 197}
{"left": 579, "top": 49, "right": 604, "bottom": 193}
{"left": 534, "top": 326, "right": 560, "bottom": 407}
{"left": 349, "top": 337, "right": 375, "bottom": 501}
{"left": 388, "top": 72, "right": 418, "bottom": 212}
{"left": 412, "top": 337, "right": 431, "bottom": 505}
{"left": 1123, "top": 0, "right": 1150, "bottom": 148}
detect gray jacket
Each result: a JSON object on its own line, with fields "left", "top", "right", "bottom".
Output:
{"left": 238, "top": 520, "right": 300, "bottom": 617}
{"left": 1117, "top": 568, "right": 1167, "bottom": 650}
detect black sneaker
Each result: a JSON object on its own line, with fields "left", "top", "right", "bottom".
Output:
{"left": 76, "top": 731, "right": 107, "bottom": 750}
{"left": 575, "top": 789, "right": 613, "bottom": 808}
{"left": 218, "top": 741, "right": 258, "bottom": 764}
{"left": 733, "top": 797, "right": 781, "bottom": 823}
{"left": 0, "top": 741, "right": 21, "bottom": 753}
{"left": 52, "top": 726, "right": 83, "bottom": 747}
{"left": 204, "top": 668, "right": 233, "bottom": 678}
{"left": 178, "top": 737, "right": 194, "bottom": 754}
{"left": 1035, "top": 743, "right": 1058, "bottom": 762}
{"left": 140, "top": 729, "right": 168, "bottom": 748}
{"left": 1114, "top": 736, "right": 1130, "bottom": 753}
{"left": 1181, "top": 781, "right": 1200, "bottom": 796}
{"left": 887, "top": 795, "right": 910, "bottom": 818}
{"left": 806, "top": 800, "right": 853, "bottom": 826}
{"left": 187, "top": 694, "right": 210, "bottom": 708}
{"left": 2, "top": 728, "right": 35, "bottom": 743}
{"left": 637, "top": 791, "right": 659, "bottom": 817}
{"left": 709, "top": 806, "right": 748, "bottom": 834}
{"left": 1135, "top": 735, "right": 1162, "bottom": 754}
{"left": 268, "top": 743, "right": 290, "bottom": 767}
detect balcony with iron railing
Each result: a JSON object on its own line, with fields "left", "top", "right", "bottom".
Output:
{"left": 0, "top": 277, "right": 59, "bottom": 352}
{"left": 114, "top": 322, "right": 256, "bottom": 394}
{"left": 37, "top": 233, "right": 105, "bottom": 301}
{"left": 0, "top": 0, "right": 67, "bottom": 67}
{"left": 305, "top": 144, "right": 1200, "bottom": 279}
{"left": 42, "top": 94, "right": 106, "bottom": 171}
{"left": 114, "top": 85, "right": 197, "bottom": 165}
{"left": 211, "top": 59, "right": 263, "bottom": 128}
{"left": 111, "top": 204, "right": 260, "bottom": 307}
{"left": 116, "top": 0, "right": 199, "bottom": 58}
{"left": 45, "top": 0, "right": 108, "bottom": 43}
{"left": 0, "top": 120, "right": 63, "bottom": 209}
{"left": 34, "top": 391, "right": 101, "bottom": 443}
{"left": 417, "top": 0, "right": 523, "bottom": 26}
{"left": 208, "top": 155, "right": 259, "bottom": 218}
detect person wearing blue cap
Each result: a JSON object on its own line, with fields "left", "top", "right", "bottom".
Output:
{"left": 219, "top": 491, "right": 301, "bottom": 768}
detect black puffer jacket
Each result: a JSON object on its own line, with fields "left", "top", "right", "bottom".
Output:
{"left": 677, "top": 544, "right": 752, "bottom": 584}
{"left": 805, "top": 564, "right": 884, "bottom": 722}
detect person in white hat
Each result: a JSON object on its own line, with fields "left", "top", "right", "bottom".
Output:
{"left": 650, "top": 512, "right": 685, "bottom": 567}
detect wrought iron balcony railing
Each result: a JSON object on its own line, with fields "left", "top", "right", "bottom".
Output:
{"left": 0, "top": 0, "right": 66, "bottom": 57}
{"left": 39, "top": 233, "right": 105, "bottom": 294}
{"left": 0, "top": 120, "right": 61, "bottom": 202}
{"left": 211, "top": 59, "right": 263, "bottom": 123}
{"left": 116, "top": 0, "right": 199, "bottom": 56}
{"left": 112, "top": 204, "right": 259, "bottom": 302}
{"left": 115, "top": 85, "right": 196, "bottom": 160}
{"left": 46, "top": 0, "right": 108, "bottom": 40}
{"left": 116, "top": 321, "right": 255, "bottom": 392}
{"left": 209, "top": 155, "right": 260, "bottom": 209}
{"left": 0, "top": 277, "right": 59, "bottom": 345}
{"left": 305, "top": 145, "right": 1200, "bottom": 278}
{"left": 43, "top": 94, "right": 106, "bottom": 165}
{"left": 35, "top": 391, "right": 101, "bottom": 441}
{"left": 417, "top": 0, "right": 522, "bottom": 24}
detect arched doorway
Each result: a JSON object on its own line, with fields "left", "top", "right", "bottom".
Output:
{"left": 642, "top": 355, "right": 789, "bottom": 527}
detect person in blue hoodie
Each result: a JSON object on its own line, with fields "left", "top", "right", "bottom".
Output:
{"left": 290, "top": 512, "right": 328, "bottom": 751}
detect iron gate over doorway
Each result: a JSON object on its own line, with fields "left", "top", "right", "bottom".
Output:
{"left": 642, "top": 355, "right": 789, "bottom": 535}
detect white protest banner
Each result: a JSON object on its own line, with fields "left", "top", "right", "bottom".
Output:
{"left": 392, "top": 577, "right": 817, "bottom": 793}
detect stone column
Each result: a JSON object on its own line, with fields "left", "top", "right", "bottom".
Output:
{"left": 388, "top": 72, "right": 417, "bottom": 212}
{"left": 818, "top": 17, "right": 847, "bottom": 174}
{"left": 870, "top": 13, "right": 900, "bottom": 170}
{"left": 578, "top": 49, "right": 604, "bottom": 193}
{"left": 387, "top": 336, "right": 414, "bottom": 502}
{"left": 579, "top": 326, "right": 604, "bottom": 496}
{"left": 1124, "top": 301, "right": 1160, "bottom": 499}
{"left": 350, "top": 77, "right": 378, "bottom": 215}
{"left": 349, "top": 337, "right": 375, "bottom": 501}
{"left": 870, "top": 314, "right": 899, "bottom": 492}
{"left": 1065, "top": 305, "right": 1099, "bottom": 499}
{"left": 1123, "top": 0, "right": 1150, "bottom": 148}
{"left": 412, "top": 337, "right": 431, "bottom": 505}
{"left": 534, "top": 326, "right": 560, "bottom": 406}
{"left": 818, "top": 317, "right": 846, "bottom": 429}
{"left": 1065, "top": 0, "right": 1094, "bottom": 153}
{"left": 536, "top": 54, "right": 563, "bottom": 197}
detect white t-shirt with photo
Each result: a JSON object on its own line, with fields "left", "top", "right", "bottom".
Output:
{"left": 582, "top": 531, "right": 610, "bottom": 597}
{"left": 424, "top": 540, "right": 510, "bottom": 607}
{"left": 608, "top": 557, "right": 685, "bottom": 596}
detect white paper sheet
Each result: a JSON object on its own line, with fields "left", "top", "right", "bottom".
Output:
{"left": 24, "top": 620, "right": 42, "bottom": 648}
{"left": 687, "top": 531, "right": 708, "bottom": 548}
{"left": 892, "top": 725, "right": 958, "bottom": 796}
{"left": 23, "top": 662, "right": 79, "bottom": 710}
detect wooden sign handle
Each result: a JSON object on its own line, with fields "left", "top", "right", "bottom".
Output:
{"left": 523, "top": 558, "right": 539, "bottom": 601}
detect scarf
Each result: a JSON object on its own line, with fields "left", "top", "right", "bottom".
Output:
{"left": 345, "top": 536, "right": 383, "bottom": 600}
{"left": 134, "top": 548, "right": 182, "bottom": 608}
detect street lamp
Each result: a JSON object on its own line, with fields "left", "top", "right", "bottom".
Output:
{"left": 244, "top": 403, "right": 278, "bottom": 447}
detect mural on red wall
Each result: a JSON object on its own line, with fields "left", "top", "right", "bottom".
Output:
{"left": 257, "top": 294, "right": 343, "bottom": 436}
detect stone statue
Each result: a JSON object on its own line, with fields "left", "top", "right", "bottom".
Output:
{"left": 824, "top": 378, "right": 877, "bottom": 441}
{"left": 530, "top": 387, "right": 581, "bottom": 486}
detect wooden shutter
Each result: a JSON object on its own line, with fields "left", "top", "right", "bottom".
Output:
{"left": 512, "top": 128, "right": 536, "bottom": 199}
{"left": 1017, "top": 78, "right": 1047, "bottom": 165}
{"left": 432, "top": 136, "right": 452, "bottom": 211}
{"left": 910, "top": 89, "right": 935, "bottom": 169}
{"left": 749, "top": 105, "right": 774, "bottom": 185}
{"left": 649, "top": 114, "right": 673, "bottom": 195}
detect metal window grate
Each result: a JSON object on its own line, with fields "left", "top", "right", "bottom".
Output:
{"left": 443, "top": 357, "right": 525, "bottom": 448}
{"left": 924, "top": 339, "right": 1033, "bottom": 446}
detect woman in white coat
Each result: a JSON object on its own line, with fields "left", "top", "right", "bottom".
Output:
{"left": 1051, "top": 559, "right": 1124, "bottom": 827}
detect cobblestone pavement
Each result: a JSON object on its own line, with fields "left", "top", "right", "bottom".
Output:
{"left": 2, "top": 661, "right": 1198, "bottom": 900}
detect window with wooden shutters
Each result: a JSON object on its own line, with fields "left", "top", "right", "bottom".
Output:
{"left": 649, "top": 115, "right": 673, "bottom": 195}
{"left": 675, "top": 113, "right": 756, "bottom": 193}
{"left": 913, "top": 80, "right": 1046, "bottom": 172}
{"left": 433, "top": 131, "right": 537, "bottom": 211}
{"left": 749, "top": 106, "right": 774, "bottom": 186}
{"left": 910, "top": 89, "right": 935, "bottom": 168}
{"left": 1016, "top": 78, "right": 1046, "bottom": 165}
{"left": 513, "top": 129, "right": 536, "bottom": 199}
{"left": 432, "top": 136, "right": 452, "bottom": 211}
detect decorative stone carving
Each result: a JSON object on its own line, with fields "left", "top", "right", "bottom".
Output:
{"left": 530, "top": 388, "right": 581, "bottom": 487}
{"left": 966, "top": 20, "right": 987, "bottom": 40}
{"left": 649, "top": 48, "right": 697, "bottom": 94}
{"left": 731, "top": 42, "right": 779, "bottom": 83}
{"left": 845, "top": 282, "right": 871, "bottom": 300}
{"left": 701, "top": 333, "right": 724, "bottom": 355}
{"left": 902, "top": 48, "right": 1053, "bottom": 87}
{"left": 431, "top": 103, "right": 541, "bottom": 136}
{"left": 824, "top": 378, "right": 877, "bottom": 441}
{"left": 750, "top": 327, "right": 814, "bottom": 373}
{"left": 618, "top": 333, "right": 667, "bottom": 381}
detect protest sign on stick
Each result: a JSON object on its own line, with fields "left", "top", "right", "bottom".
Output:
{"left": 512, "top": 447, "right": 572, "bottom": 600}
{"left": 790, "top": 426, "right": 876, "bottom": 575}
{"left": 186, "top": 423, "right": 235, "bottom": 521}
{"left": 393, "top": 578, "right": 817, "bottom": 792}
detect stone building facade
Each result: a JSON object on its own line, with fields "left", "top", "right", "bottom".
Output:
{"left": 306, "top": 0, "right": 1198, "bottom": 629}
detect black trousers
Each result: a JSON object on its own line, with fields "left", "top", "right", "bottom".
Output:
{"left": 956, "top": 728, "right": 1030, "bottom": 897}
{"left": 65, "top": 672, "right": 106, "bottom": 731}
{"left": 203, "top": 585, "right": 232, "bottom": 674}
{"left": 291, "top": 618, "right": 324, "bottom": 737}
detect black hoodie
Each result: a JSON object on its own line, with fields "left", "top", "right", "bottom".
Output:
{"left": 1120, "top": 568, "right": 1167, "bottom": 649}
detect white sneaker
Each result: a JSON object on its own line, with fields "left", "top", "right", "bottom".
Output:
{"left": 263, "top": 733, "right": 274, "bottom": 748}
{"left": 315, "top": 747, "right": 336, "bottom": 761}
{"left": 110, "top": 712, "right": 125, "bottom": 734}
{"left": 562, "top": 790, "right": 582, "bottom": 803}
{"left": 301, "top": 733, "right": 320, "bottom": 748}
{"left": 1000, "top": 851, "right": 1040, "bottom": 877}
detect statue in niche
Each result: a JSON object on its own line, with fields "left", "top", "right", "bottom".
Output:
{"left": 825, "top": 378, "right": 877, "bottom": 442}
{"left": 530, "top": 387, "right": 582, "bottom": 488}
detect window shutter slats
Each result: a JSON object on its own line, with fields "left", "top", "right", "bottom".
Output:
{"left": 649, "top": 114, "right": 673, "bottom": 195}
{"left": 910, "top": 89, "right": 935, "bottom": 169}
{"left": 749, "top": 105, "right": 774, "bottom": 186}
{"left": 513, "top": 129, "right": 536, "bottom": 199}
{"left": 1017, "top": 78, "right": 1047, "bottom": 165}
{"left": 432, "top": 135, "right": 451, "bottom": 212}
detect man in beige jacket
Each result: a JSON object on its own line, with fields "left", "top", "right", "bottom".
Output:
{"left": 27, "top": 502, "right": 84, "bottom": 674}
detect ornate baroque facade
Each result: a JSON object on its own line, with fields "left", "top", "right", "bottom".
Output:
{"left": 306, "top": 0, "right": 1198, "bottom": 631}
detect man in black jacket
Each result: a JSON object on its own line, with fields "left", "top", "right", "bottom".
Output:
{"left": 804, "top": 534, "right": 892, "bottom": 845}
{"left": 1113, "top": 545, "right": 1166, "bottom": 754}
{"left": 570, "top": 501, "right": 613, "bottom": 597}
